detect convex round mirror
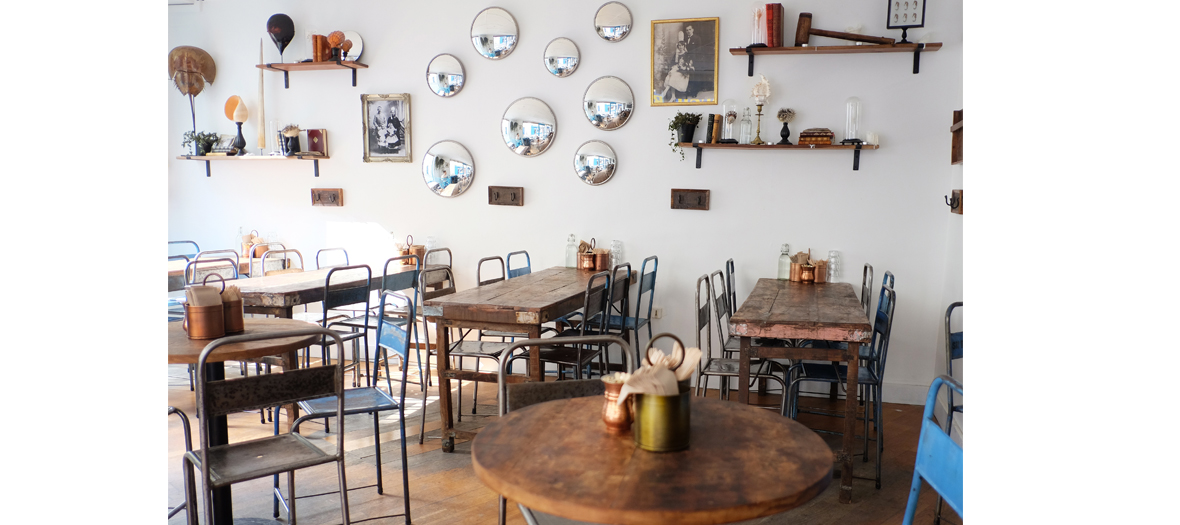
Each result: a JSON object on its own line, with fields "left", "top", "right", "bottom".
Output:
{"left": 594, "top": 2, "right": 633, "bottom": 42}
{"left": 422, "top": 140, "right": 475, "bottom": 197}
{"left": 426, "top": 54, "right": 465, "bottom": 97}
{"left": 573, "top": 140, "right": 617, "bottom": 185}
{"left": 501, "top": 97, "right": 556, "bottom": 157}
{"left": 471, "top": 7, "right": 518, "bottom": 60}
{"left": 582, "top": 76, "right": 634, "bottom": 131}
{"left": 543, "top": 38, "right": 580, "bottom": 77}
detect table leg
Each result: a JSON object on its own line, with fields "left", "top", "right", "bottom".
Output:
{"left": 527, "top": 325, "right": 542, "bottom": 381}
{"left": 436, "top": 320, "right": 455, "bottom": 452}
{"left": 737, "top": 336, "right": 751, "bottom": 404}
{"left": 839, "top": 343, "right": 860, "bottom": 504}
{"left": 281, "top": 349, "right": 300, "bottom": 432}
{"left": 204, "top": 362, "right": 234, "bottom": 525}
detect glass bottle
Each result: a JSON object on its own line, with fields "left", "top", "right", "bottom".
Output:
{"left": 721, "top": 99, "right": 737, "bottom": 141}
{"left": 609, "top": 240, "right": 624, "bottom": 269}
{"left": 565, "top": 234, "right": 578, "bottom": 268}
{"left": 750, "top": 6, "right": 766, "bottom": 45}
{"left": 777, "top": 243, "right": 791, "bottom": 280}
{"left": 844, "top": 96, "right": 861, "bottom": 143}
{"left": 739, "top": 108, "right": 753, "bottom": 144}
{"left": 425, "top": 236, "right": 437, "bottom": 251}
{"left": 828, "top": 250, "right": 841, "bottom": 281}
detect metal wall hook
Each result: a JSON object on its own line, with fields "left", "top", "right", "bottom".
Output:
{"left": 945, "top": 194, "right": 960, "bottom": 209}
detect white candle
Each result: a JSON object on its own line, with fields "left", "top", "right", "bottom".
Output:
{"left": 258, "top": 38, "right": 266, "bottom": 150}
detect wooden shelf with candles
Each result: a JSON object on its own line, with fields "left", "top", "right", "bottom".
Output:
{"left": 729, "top": 43, "right": 942, "bottom": 76}
{"left": 679, "top": 142, "right": 878, "bottom": 171}
{"left": 175, "top": 154, "right": 329, "bottom": 177}
{"left": 257, "top": 60, "right": 368, "bottom": 88}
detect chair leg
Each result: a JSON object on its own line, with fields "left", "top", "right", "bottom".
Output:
{"left": 874, "top": 384, "right": 883, "bottom": 489}
{"left": 472, "top": 368, "right": 480, "bottom": 415}
{"left": 499, "top": 495, "right": 508, "bottom": 525}
{"left": 456, "top": 358, "right": 464, "bottom": 422}
{"left": 288, "top": 470, "right": 297, "bottom": 525}
{"left": 399, "top": 396, "right": 412, "bottom": 525}
{"left": 863, "top": 383, "right": 872, "bottom": 462}
{"left": 337, "top": 457, "right": 352, "bottom": 525}
{"left": 181, "top": 456, "right": 198, "bottom": 525}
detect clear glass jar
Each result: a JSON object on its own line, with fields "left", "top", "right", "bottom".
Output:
{"left": 565, "top": 234, "right": 578, "bottom": 268}
{"left": 844, "top": 97, "right": 861, "bottom": 143}
{"left": 777, "top": 243, "right": 791, "bottom": 280}
{"left": 609, "top": 240, "right": 624, "bottom": 269}
{"left": 425, "top": 236, "right": 437, "bottom": 251}
{"left": 750, "top": 6, "right": 766, "bottom": 45}
{"left": 721, "top": 99, "right": 738, "bottom": 141}
{"left": 828, "top": 250, "right": 841, "bottom": 281}
{"left": 739, "top": 108, "right": 753, "bottom": 144}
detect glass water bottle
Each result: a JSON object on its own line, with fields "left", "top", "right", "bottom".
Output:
{"left": 739, "top": 108, "right": 753, "bottom": 144}
{"left": 844, "top": 97, "right": 862, "bottom": 143}
{"left": 828, "top": 250, "right": 841, "bottom": 281}
{"left": 777, "top": 243, "right": 791, "bottom": 280}
{"left": 609, "top": 240, "right": 624, "bottom": 269}
{"left": 565, "top": 234, "right": 578, "bottom": 267}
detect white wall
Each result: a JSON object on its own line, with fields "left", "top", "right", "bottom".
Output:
{"left": 168, "top": 0, "right": 962, "bottom": 404}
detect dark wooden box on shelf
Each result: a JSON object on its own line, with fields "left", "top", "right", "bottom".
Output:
{"left": 257, "top": 60, "right": 369, "bottom": 88}
{"left": 680, "top": 142, "right": 878, "bottom": 171}
{"left": 176, "top": 154, "right": 328, "bottom": 177}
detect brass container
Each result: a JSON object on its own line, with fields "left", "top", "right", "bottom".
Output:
{"left": 222, "top": 299, "right": 245, "bottom": 333}
{"left": 578, "top": 252, "right": 597, "bottom": 270}
{"left": 184, "top": 303, "right": 226, "bottom": 340}
{"left": 800, "top": 265, "right": 816, "bottom": 283}
{"left": 789, "top": 262, "right": 803, "bottom": 282}
{"left": 813, "top": 261, "right": 827, "bottom": 283}
{"left": 632, "top": 381, "right": 691, "bottom": 452}
{"left": 602, "top": 381, "right": 632, "bottom": 434}
{"left": 594, "top": 253, "right": 610, "bottom": 271}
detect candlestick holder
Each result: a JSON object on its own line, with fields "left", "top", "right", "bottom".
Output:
{"left": 750, "top": 104, "right": 766, "bottom": 145}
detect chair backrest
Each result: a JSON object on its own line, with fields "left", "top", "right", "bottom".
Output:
{"left": 708, "top": 270, "right": 732, "bottom": 349}
{"left": 423, "top": 247, "right": 452, "bottom": 268}
{"left": 579, "top": 271, "right": 611, "bottom": 336}
{"left": 195, "top": 249, "right": 240, "bottom": 267}
{"left": 478, "top": 256, "right": 506, "bottom": 286}
{"left": 376, "top": 290, "right": 415, "bottom": 396}
{"left": 609, "top": 262, "right": 632, "bottom": 322}
{"left": 320, "top": 264, "right": 372, "bottom": 326}
{"left": 382, "top": 255, "right": 420, "bottom": 293}
{"left": 694, "top": 274, "right": 714, "bottom": 362}
{"left": 882, "top": 270, "right": 895, "bottom": 290}
{"left": 945, "top": 302, "right": 963, "bottom": 367}
{"left": 497, "top": 335, "right": 633, "bottom": 415}
{"left": 866, "top": 284, "right": 897, "bottom": 377}
{"left": 506, "top": 250, "right": 531, "bottom": 278}
{"left": 316, "top": 247, "right": 350, "bottom": 269}
{"left": 633, "top": 256, "right": 658, "bottom": 323}
{"left": 725, "top": 258, "right": 737, "bottom": 318}
{"left": 902, "top": 375, "right": 963, "bottom": 524}
{"left": 259, "top": 248, "right": 304, "bottom": 277}
{"left": 419, "top": 266, "right": 456, "bottom": 301}
{"left": 184, "top": 257, "right": 239, "bottom": 285}
{"left": 861, "top": 263, "right": 875, "bottom": 318}
{"left": 169, "top": 240, "right": 200, "bottom": 260}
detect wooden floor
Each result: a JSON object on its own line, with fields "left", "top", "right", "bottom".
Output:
{"left": 167, "top": 360, "right": 961, "bottom": 525}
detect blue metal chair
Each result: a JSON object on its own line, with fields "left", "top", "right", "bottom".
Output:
{"left": 507, "top": 271, "right": 612, "bottom": 380}
{"left": 315, "top": 247, "right": 350, "bottom": 269}
{"left": 272, "top": 291, "right": 415, "bottom": 524}
{"left": 903, "top": 375, "right": 963, "bottom": 525}
{"left": 169, "top": 240, "right": 200, "bottom": 261}
{"left": 787, "top": 283, "right": 896, "bottom": 489}
{"left": 860, "top": 263, "right": 875, "bottom": 317}
{"left": 606, "top": 255, "right": 658, "bottom": 356}
{"left": 506, "top": 250, "right": 531, "bottom": 278}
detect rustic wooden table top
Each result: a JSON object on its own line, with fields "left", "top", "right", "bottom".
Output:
{"left": 472, "top": 396, "right": 833, "bottom": 525}
{"left": 730, "top": 280, "right": 871, "bottom": 342}
{"left": 167, "top": 258, "right": 251, "bottom": 278}
{"left": 168, "top": 317, "right": 319, "bottom": 364}
{"left": 424, "top": 266, "right": 606, "bottom": 325}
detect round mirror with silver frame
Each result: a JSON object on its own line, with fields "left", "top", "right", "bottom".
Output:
{"left": 501, "top": 97, "right": 557, "bottom": 157}
{"left": 582, "top": 76, "right": 634, "bottom": 131}
{"left": 594, "top": 2, "right": 633, "bottom": 42}
{"left": 543, "top": 38, "right": 579, "bottom": 77}
{"left": 573, "top": 140, "right": 617, "bottom": 185}
{"left": 422, "top": 140, "right": 475, "bottom": 197}
{"left": 470, "top": 7, "right": 518, "bottom": 60}
{"left": 426, "top": 54, "right": 465, "bottom": 97}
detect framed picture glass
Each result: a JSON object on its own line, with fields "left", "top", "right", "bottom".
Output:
{"left": 650, "top": 17, "right": 719, "bottom": 107}
{"left": 887, "top": 0, "right": 925, "bottom": 29}
{"left": 362, "top": 93, "right": 411, "bottom": 162}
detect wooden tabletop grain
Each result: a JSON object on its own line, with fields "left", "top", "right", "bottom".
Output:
{"left": 730, "top": 280, "right": 871, "bottom": 343}
{"left": 472, "top": 396, "right": 832, "bottom": 525}
{"left": 168, "top": 317, "right": 318, "bottom": 364}
{"left": 424, "top": 267, "right": 606, "bottom": 325}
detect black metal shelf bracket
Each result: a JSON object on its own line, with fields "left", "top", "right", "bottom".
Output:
{"left": 694, "top": 143, "right": 704, "bottom": 169}
{"left": 912, "top": 43, "right": 924, "bottom": 74}
{"left": 746, "top": 47, "right": 756, "bottom": 77}
{"left": 313, "top": 159, "right": 320, "bottom": 177}
{"left": 283, "top": 70, "right": 289, "bottom": 89}
{"left": 853, "top": 143, "right": 862, "bottom": 171}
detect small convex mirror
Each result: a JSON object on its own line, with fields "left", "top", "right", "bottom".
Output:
{"left": 501, "top": 97, "right": 557, "bottom": 157}
{"left": 471, "top": 7, "right": 518, "bottom": 59}
{"left": 543, "top": 38, "right": 580, "bottom": 77}
{"left": 573, "top": 140, "right": 617, "bottom": 185}
{"left": 594, "top": 2, "right": 633, "bottom": 42}
{"left": 582, "top": 76, "right": 634, "bottom": 131}
{"left": 426, "top": 54, "right": 465, "bottom": 97}
{"left": 422, "top": 140, "right": 475, "bottom": 197}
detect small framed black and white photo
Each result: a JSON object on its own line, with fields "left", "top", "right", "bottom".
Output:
{"left": 361, "top": 93, "right": 411, "bottom": 163}
{"left": 887, "top": 0, "right": 925, "bottom": 29}
{"left": 650, "top": 17, "right": 719, "bottom": 107}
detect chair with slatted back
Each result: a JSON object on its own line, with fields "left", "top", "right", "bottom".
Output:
{"left": 496, "top": 335, "right": 635, "bottom": 525}
{"left": 860, "top": 263, "right": 875, "bottom": 317}
{"left": 507, "top": 271, "right": 611, "bottom": 381}
{"left": 903, "top": 375, "right": 963, "bottom": 525}
{"left": 936, "top": 301, "right": 963, "bottom": 524}
{"left": 272, "top": 291, "right": 415, "bottom": 525}
{"left": 606, "top": 255, "right": 658, "bottom": 356}
{"left": 181, "top": 328, "right": 351, "bottom": 525}
{"left": 506, "top": 250, "right": 531, "bottom": 278}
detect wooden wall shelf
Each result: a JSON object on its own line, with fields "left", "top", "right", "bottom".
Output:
{"left": 679, "top": 142, "right": 878, "bottom": 170}
{"left": 729, "top": 43, "right": 941, "bottom": 76}
{"left": 176, "top": 155, "right": 328, "bottom": 177}
{"left": 257, "top": 61, "right": 368, "bottom": 88}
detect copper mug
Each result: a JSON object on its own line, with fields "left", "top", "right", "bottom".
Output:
{"left": 800, "top": 265, "right": 816, "bottom": 283}
{"left": 602, "top": 380, "right": 632, "bottom": 434}
{"left": 789, "top": 262, "right": 803, "bottom": 282}
{"left": 183, "top": 303, "right": 226, "bottom": 340}
{"left": 578, "top": 252, "right": 597, "bottom": 270}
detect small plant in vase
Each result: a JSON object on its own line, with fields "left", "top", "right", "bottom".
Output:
{"left": 777, "top": 108, "right": 796, "bottom": 145}
{"left": 668, "top": 111, "right": 702, "bottom": 160}
{"left": 181, "top": 131, "right": 219, "bottom": 156}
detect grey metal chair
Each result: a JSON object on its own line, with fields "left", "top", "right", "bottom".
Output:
{"left": 184, "top": 257, "right": 239, "bottom": 285}
{"left": 168, "top": 407, "right": 196, "bottom": 524}
{"left": 787, "top": 283, "right": 896, "bottom": 489}
{"left": 507, "top": 271, "right": 611, "bottom": 380}
{"left": 937, "top": 301, "right": 963, "bottom": 524}
{"left": 181, "top": 328, "right": 351, "bottom": 525}
{"left": 315, "top": 247, "right": 350, "bottom": 269}
{"left": 169, "top": 240, "right": 200, "bottom": 261}
{"left": 606, "top": 255, "right": 658, "bottom": 356}
{"left": 496, "top": 335, "right": 635, "bottom": 525}
{"left": 252, "top": 244, "right": 294, "bottom": 277}
{"left": 272, "top": 291, "right": 415, "bottom": 525}
{"left": 306, "top": 265, "right": 372, "bottom": 393}
{"left": 692, "top": 273, "right": 789, "bottom": 414}
{"left": 860, "top": 263, "right": 875, "bottom": 317}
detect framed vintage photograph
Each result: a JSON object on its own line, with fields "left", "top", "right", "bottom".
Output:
{"left": 361, "top": 93, "right": 411, "bottom": 162}
{"left": 651, "top": 17, "right": 719, "bottom": 106}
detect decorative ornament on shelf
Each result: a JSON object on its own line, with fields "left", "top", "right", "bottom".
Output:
{"left": 168, "top": 46, "right": 217, "bottom": 135}
{"left": 739, "top": 107, "right": 753, "bottom": 144}
{"left": 181, "top": 131, "right": 219, "bottom": 157}
{"left": 668, "top": 112, "right": 702, "bottom": 160}
{"left": 257, "top": 39, "right": 266, "bottom": 155}
{"left": 886, "top": 0, "right": 926, "bottom": 44}
{"left": 224, "top": 96, "right": 249, "bottom": 156}
{"left": 327, "top": 31, "right": 345, "bottom": 60}
{"left": 719, "top": 99, "right": 739, "bottom": 143}
{"left": 841, "top": 96, "right": 863, "bottom": 145}
{"left": 750, "top": 5, "right": 766, "bottom": 46}
{"left": 267, "top": 14, "right": 295, "bottom": 63}
{"left": 749, "top": 75, "right": 771, "bottom": 145}
{"left": 281, "top": 125, "right": 301, "bottom": 155}
{"left": 776, "top": 108, "right": 796, "bottom": 145}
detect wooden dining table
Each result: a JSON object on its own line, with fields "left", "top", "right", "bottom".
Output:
{"left": 424, "top": 266, "right": 607, "bottom": 452}
{"left": 167, "top": 257, "right": 252, "bottom": 291}
{"left": 473, "top": 396, "right": 833, "bottom": 524}
{"left": 729, "top": 279, "right": 872, "bottom": 504}
{"left": 169, "top": 317, "right": 319, "bottom": 525}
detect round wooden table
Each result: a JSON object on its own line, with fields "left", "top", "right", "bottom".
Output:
{"left": 472, "top": 396, "right": 833, "bottom": 525}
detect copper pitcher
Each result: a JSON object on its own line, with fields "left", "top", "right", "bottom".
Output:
{"left": 602, "top": 380, "right": 632, "bottom": 434}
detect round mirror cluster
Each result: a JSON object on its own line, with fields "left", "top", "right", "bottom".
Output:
{"left": 582, "top": 76, "right": 634, "bottom": 131}
{"left": 543, "top": 38, "right": 580, "bottom": 77}
{"left": 471, "top": 7, "right": 519, "bottom": 59}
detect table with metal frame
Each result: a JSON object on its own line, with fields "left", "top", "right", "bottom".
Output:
{"left": 729, "top": 279, "right": 872, "bottom": 504}
{"left": 169, "top": 317, "right": 319, "bottom": 525}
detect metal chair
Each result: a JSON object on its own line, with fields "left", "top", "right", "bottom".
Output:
{"left": 937, "top": 301, "right": 963, "bottom": 524}
{"left": 316, "top": 247, "right": 350, "bottom": 269}
{"left": 259, "top": 248, "right": 303, "bottom": 277}
{"left": 478, "top": 256, "right": 506, "bottom": 286}
{"left": 272, "top": 291, "right": 415, "bottom": 525}
{"left": 169, "top": 240, "right": 200, "bottom": 261}
{"left": 184, "top": 257, "right": 239, "bottom": 285}
{"left": 181, "top": 328, "right": 351, "bottom": 525}
{"left": 606, "top": 255, "right": 658, "bottom": 355}
{"left": 787, "top": 283, "right": 896, "bottom": 489}
{"left": 423, "top": 247, "right": 452, "bottom": 269}
{"left": 507, "top": 271, "right": 611, "bottom": 380}
{"left": 903, "top": 375, "right": 963, "bottom": 525}
{"left": 693, "top": 274, "right": 789, "bottom": 414}
{"left": 506, "top": 250, "right": 531, "bottom": 278}
{"left": 860, "top": 263, "right": 875, "bottom": 317}
{"left": 167, "top": 407, "right": 195, "bottom": 524}
{"left": 496, "top": 335, "right": 635, "bottom": 525}
{"left": 305, "top": 265, "right": 372, "bottom": 393}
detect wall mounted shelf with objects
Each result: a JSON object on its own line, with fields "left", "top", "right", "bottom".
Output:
{"left": 730, "top": 43, "right": 942, "bottom": 76}
{"left": 680, "top": 142, "right": 878, "bottom": 171}
{"left": 176, "top": 155, "right": 328, "bottom": 177}
{"left": 257, "top": 60, "right": 368, "bottom": 88}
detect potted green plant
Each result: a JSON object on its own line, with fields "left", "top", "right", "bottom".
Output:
{"left": 182, "top": 131, "right": 220, "bottom": 156}
{"left": 668, "top": 112, "right": 702, "bottom": 160}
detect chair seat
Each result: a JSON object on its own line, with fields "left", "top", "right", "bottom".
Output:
{"left": 185, "top": 434, "right": 334, "bottom": 487}
{"left": 606, "top": 314, "right": 649, "bottom": 331}
{"left": 448, "top": 340, "right": 508, "bottom": 358}
{"left": 533, "top": 345, "right": 600, "bottom": 367}
{"left": 297, "top": 386, "right": 399, "bottom": 417}
{"left": 552, "top": 327, "right": 611, "bottom": 339}
{"left": 310, "top": 327, "right": 366, "bottom": 346}
{"left": 701, "top": 358, "right": 782, "bottom": 377}
{"left": 795, "top": 362, "right": 879, "bottom": 385}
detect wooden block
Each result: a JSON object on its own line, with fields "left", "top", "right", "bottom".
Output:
{"left": 950, "top": 189, "right": 962, "bottom": 215}
{"left": 488, "top": 186, "right": 524, "bottom": 206}
{"left": 671, "top": 189, "right": 710, "bottom": 210}
{"left": 311, "top": 188, "right": 343, "bottom": 206}
{"left": 950, "top": 109, "right": 963, "bottom": 165}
